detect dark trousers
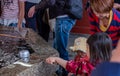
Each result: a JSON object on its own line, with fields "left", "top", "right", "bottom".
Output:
{"left": 25, "top": 2, "right": 50, "bottom": 42}
{"left": 36, "top": 9, "right": 50, "bottom": 42}
{"left": 0, "top": 1, "right": 1, "bottom": 16}
{"left": 25, "top": 2, "right": 37, "bottom": 31}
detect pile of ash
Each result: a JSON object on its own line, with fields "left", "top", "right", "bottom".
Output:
{"left": 0, "top": 29, "right": 32, "bottom": 68}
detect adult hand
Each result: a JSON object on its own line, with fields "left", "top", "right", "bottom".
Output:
{"left": 114, "top": 3, "right": 120, "bottom": 9}
{"left": 28, "top": 6, "right": 35, "bottom": 18}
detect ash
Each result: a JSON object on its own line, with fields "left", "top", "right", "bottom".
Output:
{"left": 0, "top": 30, "right": 27, "bottom": 68}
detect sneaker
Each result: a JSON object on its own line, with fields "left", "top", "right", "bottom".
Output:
{"left": 55, "top": 69, "right": 62, "bottom": 76}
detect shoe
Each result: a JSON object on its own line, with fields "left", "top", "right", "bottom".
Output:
{"left": 55, "top": 68, "right": 68, "bottom": 76}
{"left": 62, "top": 70, "right": 68, "bottom": 76}
{"left": 55, "top": 69, "right": 62, "bottom": 76}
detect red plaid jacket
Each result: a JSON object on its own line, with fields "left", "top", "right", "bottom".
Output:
{"left": 66, "top": 55, "right": 94, "bottom": 76}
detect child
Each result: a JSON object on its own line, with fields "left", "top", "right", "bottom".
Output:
{"left": 0, "top": 0, "right": 25, "bottom": 30}
{"left": 88, "top": 0, "right": 120, "bottom": 48}
{"left": 46, "top": 32, "right": 113, "bottom": 76}
{"left": 68, "top": 37, "right": 93, "bottom": 76}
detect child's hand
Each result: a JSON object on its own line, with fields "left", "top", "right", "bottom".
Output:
{"left": 46, "top": 57, "right": 57, "bottom": 64}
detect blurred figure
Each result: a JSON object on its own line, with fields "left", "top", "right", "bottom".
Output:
{"left": 0, "top": 1, "right": 1, "bottom": 16}
{"left": 91, "top": 62, "right": 120, "bottom": 76}
{"left": 0, "top": 0, "right": 25, "bottom": 30}
{"left": 88, "top": 0, "right": 120, "bottom": 49}
{"left": 91, "top": 32, "right": 120, "bottom": 76}
{"left": 28, "top": 0, "right": 76, "bottom": 75}
{"left": 49, "top": 17, "right": 55, "bottom": 39}
{"left": 46, "top": 32, "right": 113, "bottom": 76}
{"left": 114, "top": 0, "right": 120, "bottom": 11}
{"left": 25, "top": 0, "right": 50, "bottom": 42}
{"left": 25, "top": 0, "right": 40, "bottom": 31}
{"left": 36, "top": 9, "right": 50, "bottom": 42}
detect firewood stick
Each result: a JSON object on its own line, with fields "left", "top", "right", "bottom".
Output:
{"left": 0, "top": 34, "right": 28, "bottom": 39}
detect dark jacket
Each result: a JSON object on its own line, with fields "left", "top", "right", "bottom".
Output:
{"left": 35, "top": 0, "right": 67, "bottom": 19}
{"left": 0, "top": 1, "right": 1, "bottom": 16}
{"left": 114, "top": 0, "right": 120, "bottom": 3}
{"left": 91, "top": 62, "right": 120, "bottom": 76}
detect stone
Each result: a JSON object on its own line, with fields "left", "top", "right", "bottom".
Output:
{"left": 0, "top": 26, "right": 59, "bottom": 76}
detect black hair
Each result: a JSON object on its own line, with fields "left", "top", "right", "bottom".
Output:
{"left": 87, "top": 32, "right": 112, "bottom": 65}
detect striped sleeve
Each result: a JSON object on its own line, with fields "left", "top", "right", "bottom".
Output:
{"left": 108, "top": 9, "right": 120, "bottom": 48}
{"left": 88, "top": 8, "right": 99, "bottom": 35}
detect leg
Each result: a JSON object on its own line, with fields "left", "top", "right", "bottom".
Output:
{"left": 25, "top": 2, "right": 37, "bottom": 31}
{"left": 36, "top": 9, "right": 50, "bottom": 42}
{"left": 53, "top": 17, "right": 76, "bottom": 76}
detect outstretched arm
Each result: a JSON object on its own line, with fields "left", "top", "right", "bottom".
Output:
{"left": 46, "top": 57, "right": 67, "bottom": 69}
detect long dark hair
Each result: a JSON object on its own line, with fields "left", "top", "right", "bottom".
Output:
{"left": 87, "top": 32, "right": 112, "bottom": 65}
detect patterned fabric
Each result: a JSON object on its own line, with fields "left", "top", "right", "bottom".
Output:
{"left": 66, "top": 55, "right": 94, "bottom": 75}
{"left": 88, "top": 8, "right": 120, "bottom": 48}
{"left": 1, "top": 0, "right": 25, "bottom": 19}
{"left": 0, "top": 0, "right": 26, "bottom": 26}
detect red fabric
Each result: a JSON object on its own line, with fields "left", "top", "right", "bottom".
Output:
{"left": 88, "top": 8, "right": 120, "bottom": 48}
{"left": 66, "top": 55, "right": 94, "bottom": 75}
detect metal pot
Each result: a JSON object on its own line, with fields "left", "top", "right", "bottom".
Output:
{"left": 19, "top": 50, "right": 30, "bottom": 63}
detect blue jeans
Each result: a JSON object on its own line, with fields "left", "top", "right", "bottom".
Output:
{"left": 53, "top": 17, "right": 76, "bottom": 60}
{"left": 9, "top": 23, "right": 25, "bottom": 27}
{"left": 54, "top": 17, "right": 76, "bottom": 76}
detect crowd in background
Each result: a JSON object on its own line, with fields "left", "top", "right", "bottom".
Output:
{"left": 1, "top": 0, "right": 120, "bottom": 76}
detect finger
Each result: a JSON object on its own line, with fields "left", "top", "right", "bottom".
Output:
{"left": 46, "top": 59, "right": 52, "bottom": 64}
